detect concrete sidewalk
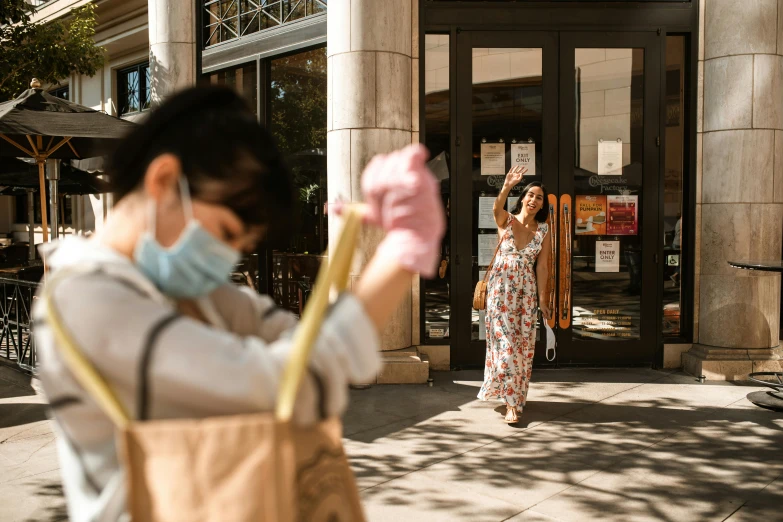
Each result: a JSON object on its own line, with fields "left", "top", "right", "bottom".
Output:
{"left": 0, "top": 365, "right": 63, "bottom": 522}
{"left": 1, "top": 365, "right": 781, "bottom": 522}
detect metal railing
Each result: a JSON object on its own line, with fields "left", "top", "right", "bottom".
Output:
{"left": 0, "top": 278, "right": 38, "bottom": 372}
{"left": 203, "top": 0, "right": 327, "bottom": 48}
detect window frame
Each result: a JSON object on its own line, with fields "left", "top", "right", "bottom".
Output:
{"left": 49, "top": 85, "right": 69, "bottom": 100}
{"left": 420, "top": 31, "right": 455, "bottom": 346}
{"left": 117, "top": 62, "right": 151, "bottom": 117}
{"left": 198, "top": 44, "right": 328, "bottom": 306}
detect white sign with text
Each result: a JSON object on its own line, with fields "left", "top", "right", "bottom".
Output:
{"left": 478, "top": 197, "right": 497, "bottom": 229}
{"left": 510, "top": 143, "right": 535, "bottom": 176}
{"left": 481, "top": 143, "right": 506, "bottom": 176}
{"left": 478, "top": 234, "right": 497, "bottom": 266}
{"left": 598, "top": 140, "right": 623, "bottom": 176}
{"left": 596, "top": 241, "right": 620, "bottom": 273}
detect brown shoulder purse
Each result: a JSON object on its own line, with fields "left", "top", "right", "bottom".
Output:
{"left": 472, "top": 228, "right": 507, "bottom": 310}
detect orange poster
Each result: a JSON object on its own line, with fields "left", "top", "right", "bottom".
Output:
{"left": 574, "top": 195, "right": 607, "bottom": 235}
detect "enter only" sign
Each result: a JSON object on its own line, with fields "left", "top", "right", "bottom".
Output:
{"left": 596, "top": 241, "right": 620, "bottom": 273}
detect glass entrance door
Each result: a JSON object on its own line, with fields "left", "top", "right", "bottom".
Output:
{"left": 454, "top": 31, "right": 559, "bottom": 367}
{"left": 453, "top": 31, "right": 660, "bottom": 367}
{"left": 556, "top": 32, "right": 660, "bottom": 365}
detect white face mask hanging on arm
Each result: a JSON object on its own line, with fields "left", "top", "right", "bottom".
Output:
{"left": 133, "top": 177, "right": 241, "bottom": 299}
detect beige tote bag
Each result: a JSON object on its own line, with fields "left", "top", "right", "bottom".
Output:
{"left": 43, "top": 208, "right": 367, "bottom": 522}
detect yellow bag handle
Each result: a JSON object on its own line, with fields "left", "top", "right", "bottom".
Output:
{"left": 44, "top": 205, "right": 363, "bottom": 428}
{"left": 275, "top": 206, "right": 361, "bottom": 421}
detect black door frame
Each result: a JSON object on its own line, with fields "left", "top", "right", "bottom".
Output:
{"left": 451, "top": 29, "right": 661, "bottom": 367}
{"left": 453, "top": 30, "right": 559, "bottom": 367}
{"left": 556, "top": 31, "right": 662, "bottom": 365}
{"left": 422, "top": 1, "right": 699, "bottom": 369}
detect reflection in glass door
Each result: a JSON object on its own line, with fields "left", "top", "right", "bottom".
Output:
{"left": 557, "top": 33, "right": 660, "bottom": 365}
{"left": 469, "top": 47, "right": 544, "bottom": 342}
{"left": 570, "top": 48, "right": 645, "bottom": 341}
{"left": 454, "top": 31, "right": 661, "bottom": 368}
{"left": 454, "top": 31, "right": 558, "bottom": 367}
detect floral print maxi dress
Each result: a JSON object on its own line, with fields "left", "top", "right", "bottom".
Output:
{"left": 478, "top": 218, "right": 548, "bottom": 410}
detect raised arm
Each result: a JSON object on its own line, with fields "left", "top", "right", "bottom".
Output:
{"left": 495, "top": 166, "right": 527, "bottom": 228}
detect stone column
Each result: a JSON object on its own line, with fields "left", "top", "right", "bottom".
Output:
{"left": 147, "top": 0, "right": 196, "bottom": 103}
{"left": 684, "top": 0, "right": 783, "bottom": 379}
{"left": 327, "top": 1, "right": 417, "bottom": 360}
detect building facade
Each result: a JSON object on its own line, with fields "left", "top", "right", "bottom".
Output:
{"left": 15, "top": 0, "right": 783, "bottom": 381}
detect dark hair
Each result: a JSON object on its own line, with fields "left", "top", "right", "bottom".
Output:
{"left": 107, "top": 85, "right": 292, "bottom": 228}
{"left": 510, "top": 181, "right": 549, "bottom": 223}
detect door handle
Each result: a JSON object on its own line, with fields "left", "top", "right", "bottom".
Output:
{"left": 547, "top": 195, "right": 557, "bottom": 329}
{"left": 559, "top": 196, "right": 572, "bottom": 330}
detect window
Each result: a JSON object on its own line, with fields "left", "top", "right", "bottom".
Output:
{"left": 203, "top": 0, "right": 327, "bottom": 48}
{"left": 268, "top": 47, "right": 327, "bottom": 315}
{"left": 117, "top": 63, "right": 151, "bottom": 116}
{"left": 201, "top": 48, "right": 328, "bottom": 316}
{"left": 662, "top": 35, "right": 687, "bottom": 340}
{"left": 204, "top": 62, "right": 258, "bottom": 117}
{"left": 423, "top": 34, "right": 451, "bottom": 342}
{"left": 50, "top": 85, "right": 69, "bottom": 100}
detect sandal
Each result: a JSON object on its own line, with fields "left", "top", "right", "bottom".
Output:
{"left": 504, "top": 406, "right": 518, "bottom": 423}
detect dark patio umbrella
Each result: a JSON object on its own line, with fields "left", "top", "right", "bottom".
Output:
{"left": 0, "top": 157, "right": 112, "bottom": 260}
{"left": 0, "top": 79, "right": 135, "bottom": 241}
{"left": 0, "top": 157, "right": 111, "bottom": 194}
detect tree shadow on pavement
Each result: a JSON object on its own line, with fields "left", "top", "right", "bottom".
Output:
{"left": 345, "top": 370, "right": 783, "bottom": 521}
{"left": 24, "top": 481, "right": 67, "bottom": 522}
{"left": 0, "top": 402, "right": 48, "bottom": 429}
{"left": 0, "top": 366, "right": 48, "bottom": 430}
{"left": 0, "top": 365, "right": 38, "bottom": 399}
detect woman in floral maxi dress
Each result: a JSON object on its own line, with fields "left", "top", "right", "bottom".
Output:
{"left": 478, "top": 167, "right": 551, "bottom": 423}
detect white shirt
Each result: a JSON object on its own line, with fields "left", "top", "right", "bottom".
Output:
{"left": 33, "top": 237, "right": 381, "bottom": 522}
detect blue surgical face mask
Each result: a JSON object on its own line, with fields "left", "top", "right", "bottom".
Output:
{"left": 133, "top": 178, "right": 241, "bottom": 298}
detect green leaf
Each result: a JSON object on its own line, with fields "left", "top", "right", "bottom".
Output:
{"left": 0, "top": 3, "right": 105, "bottom": 100}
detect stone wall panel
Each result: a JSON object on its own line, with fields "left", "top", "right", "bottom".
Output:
{"left": 351, "top": 0, "right": 411, "bottom": 55}
{"left": 376, "top": 52, "right": 412, "bottom": 130}
{"left": 699, "top": 274, "right": 780, "bottom": 348}
{"left": 331, "top": 52, "right": 376, "bottom": 130}
{"left": 704, "top": 0, "right": 777, "bottom": 59}
{"left": 702, "top": 129, "right": 774, "bottom": 204}
{"left": 703, "top": 56, "right": 754, "bottom": 132}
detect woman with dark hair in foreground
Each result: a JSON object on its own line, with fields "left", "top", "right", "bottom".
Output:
{"left": 33, "top": 86, "right": 445, "bottom": 522}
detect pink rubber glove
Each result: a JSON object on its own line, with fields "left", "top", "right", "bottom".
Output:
{"left": 359, "top": 144, "right": 446, "bottom": 278}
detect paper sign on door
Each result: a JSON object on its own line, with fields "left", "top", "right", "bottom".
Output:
{"left": 478, "top": 234, "right": 497, "bottom": 266}
{"left": 478, "top": 197, "right": 496, "bottom": 229}
{"left": 511, "top": 143, "right": 535, "bottom": 176}
{"left": 596, "top": 241, "right": 620, "bottom": 273}
{"left": 481, "top": 143, "right": 506, "bottom": 176}
{"left": 598, "top": 140, "right": 623, "bottom": 176}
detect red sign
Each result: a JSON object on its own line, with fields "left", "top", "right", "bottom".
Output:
{"left": 607, "top": 195, "right": 638, "bottom": 235}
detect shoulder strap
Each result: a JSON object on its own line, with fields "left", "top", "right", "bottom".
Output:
{"left": 275, "top": 206, "right": 362, "bottom": 422}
